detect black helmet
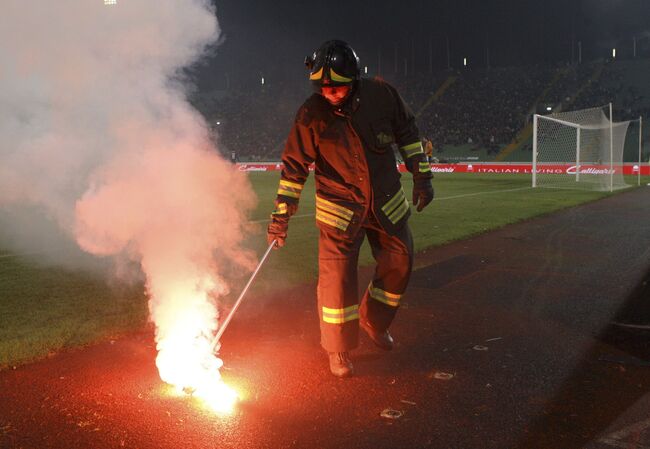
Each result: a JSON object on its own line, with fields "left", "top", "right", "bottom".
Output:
{"left": 304, "top": 40, "right": 360, "bottom": 91}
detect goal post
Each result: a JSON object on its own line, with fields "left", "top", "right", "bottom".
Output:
{"left": 532, "top": 114, "right": 538, "bottom": 187}
{"left": 532, "top": 104, "right": 632, "bottom": 192}
{"left": 636, "top": 115, "right": 643, "bottom": 186}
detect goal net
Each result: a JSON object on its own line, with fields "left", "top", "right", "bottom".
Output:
{"left": 532, "top": 105, "right": 631, "bottom": 191}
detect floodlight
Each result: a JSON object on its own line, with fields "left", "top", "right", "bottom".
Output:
{"left": 104, "top": 0, "right": 117, "bottom": 5}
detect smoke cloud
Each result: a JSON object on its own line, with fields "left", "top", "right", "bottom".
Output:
{"left": 0, "top": 1, "right": 257, "bottom": 392}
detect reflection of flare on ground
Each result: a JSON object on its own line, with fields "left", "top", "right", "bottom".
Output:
{"left": 154, "top": 289, "right": 239, "bottom": 414}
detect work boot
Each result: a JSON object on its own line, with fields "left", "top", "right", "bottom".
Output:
{"left": 328, "top": 351, "right": 354, "bottom": 378}
{"left": 360, "top": 320, "right": 394, "bottom": 351}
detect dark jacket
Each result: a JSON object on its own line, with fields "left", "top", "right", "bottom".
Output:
{"left": 275, "top": 77, "right": 433, "bottom": 236}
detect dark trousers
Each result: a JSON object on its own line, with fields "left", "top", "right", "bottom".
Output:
{"left": 317, "top": 214, "right": 414, "bottom": 352}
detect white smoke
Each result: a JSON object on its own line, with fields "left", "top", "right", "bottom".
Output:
{"left": 0, "top": 1, "right": 257, "bottom": 391}
{"left": 0, "top": 0, "right": 225, "bottom": 230}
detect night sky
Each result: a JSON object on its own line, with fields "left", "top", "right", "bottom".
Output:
{"left": 197, "top": 0, "right": 650, "bottom": 90}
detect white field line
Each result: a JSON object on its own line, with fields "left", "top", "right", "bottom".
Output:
{"left": 0, "top": 186, "right": 532, "bottom": 259}
{"left": 598, "top": 438, "right": 650, "bottom": 449}
{"left": 249, "top": 213, "right": 312, "bottom": 224}
{"left": 0, "top": 251, "right": 43, "bottom": 260}
{"left": 611, "top": 321, "right": 650, "bottom": 330}
{"left": 598, "top": 417, "right": 650, "bottom": 448}
{"left": 433, "top": 186, "right": 532, "bottom": 201}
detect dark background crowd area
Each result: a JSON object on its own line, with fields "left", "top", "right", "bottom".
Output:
{"left": 190, "top": 58, "right": 650, "bottom": 162}
{"left": 409, "top": 67, "right": 552, "bottom": 155}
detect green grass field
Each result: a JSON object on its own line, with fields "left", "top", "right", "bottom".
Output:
{"left": 0, "top": 172, "right": 644, "bottom": 368}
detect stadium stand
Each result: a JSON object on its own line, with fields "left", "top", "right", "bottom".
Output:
{"left": 192, "top": 59, "right": 650, "bottom": 163}
{"left": 415, "top": 66, "right": 554, "bottom": 161}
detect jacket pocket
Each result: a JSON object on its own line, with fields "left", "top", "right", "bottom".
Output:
{"left": 369, "top": 118, "right": 395, "bottom": 154}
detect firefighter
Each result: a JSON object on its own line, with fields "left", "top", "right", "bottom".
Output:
{"left": 267, "top": 40, "right": 434, "bottom": 378}
{"left": 423, "top": 138, "right": 434, "bottom": 162}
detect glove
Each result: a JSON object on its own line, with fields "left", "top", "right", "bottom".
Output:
{"left": 267, "top": 217, "right": 288, "bottom": 249}
{"left": 412, "top": 178, "right": 434, "bottom": 212}
{"left": 267, "top": 201, "right": 291, "bottom": 248}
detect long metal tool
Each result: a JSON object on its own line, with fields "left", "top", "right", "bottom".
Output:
{"left": 210, "top": 239, "right": 276, "bottom": 352}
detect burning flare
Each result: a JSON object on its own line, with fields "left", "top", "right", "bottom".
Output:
{"left": 76, "top": 136, "right": 256, "bottom": 413}
{"left": 153, "top": 278, "right": 238, "bottom": 413}
{"left": 151, "top": 274, "right": 238, "bottom": 413}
